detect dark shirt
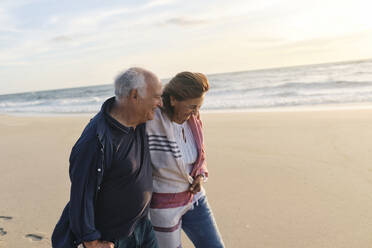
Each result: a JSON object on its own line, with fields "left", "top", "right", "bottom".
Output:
{"left": 95, "top": 98, "right": 153, "bottom": 240}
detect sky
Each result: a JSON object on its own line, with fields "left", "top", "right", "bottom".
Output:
{"left": 0, "top": 0, "right": 372, "bottom": 94}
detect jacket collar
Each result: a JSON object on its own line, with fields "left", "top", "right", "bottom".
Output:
{"left": 95, "top": 97, "right": 116, "bottom": 146}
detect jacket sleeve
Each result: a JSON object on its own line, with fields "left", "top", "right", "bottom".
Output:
{"left": 68, "top": 137, "right": 102, "bottom": 244}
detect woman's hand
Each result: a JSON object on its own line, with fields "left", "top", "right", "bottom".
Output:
{"left": 189, "top": 175, "right": 204, "bottom": 194}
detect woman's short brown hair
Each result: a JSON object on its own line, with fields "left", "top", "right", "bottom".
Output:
{"left": 162, "top": 72, "right": 210, "bottom": 117}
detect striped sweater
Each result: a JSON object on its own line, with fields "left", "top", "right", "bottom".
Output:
{"left": 146, "top": 108, "right": 208, "bottom": 229}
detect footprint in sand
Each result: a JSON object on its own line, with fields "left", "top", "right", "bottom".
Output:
{"left": 0, "top": 217, "right": 12, "bottom": 237}
{"left": 0, "top": 216, "right": 45, "bottom": 242}
{"left": 25, "top": 234, "right": 44, "bottom": 241}
{"left": 0, "top": 216, "right": 12, "bottom": 221}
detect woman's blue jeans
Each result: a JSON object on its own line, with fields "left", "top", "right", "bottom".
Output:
{"left": 181, "top": 195, "right": 225, "bottom": 248}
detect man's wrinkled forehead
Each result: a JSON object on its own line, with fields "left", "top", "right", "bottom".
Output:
{"left": 142, "top": 69, "right": 159, "bottom": 83}
{"left": 145, "top": 76, "right": 162, "bottom": 94}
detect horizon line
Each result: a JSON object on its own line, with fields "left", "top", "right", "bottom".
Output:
{"left": 1, "top": 57, "right": 371, "bottom": 97}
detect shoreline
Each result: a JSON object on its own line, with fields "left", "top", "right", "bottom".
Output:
{"left": 2, "top": 102, "right": 372, "bottom": 117}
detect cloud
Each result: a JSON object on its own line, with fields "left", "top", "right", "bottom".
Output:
{"left": 47, "top": 0, "right": 178, "bottom": 32}
{"left": 0, "top": 27, "right": 22, "bottom": 33}
{"left": 51, "top": 35, "right": 73, "bottom": 43}
{"left": 162, "top": 17, "right": 208, "bottom": 26}
{"left": 275, "top": 30, "right": 372, "bottom": 51}
{"left": 47, "top": 6, "right": 130, "bottom": 32}
{"left": 0, "top": 61, "right": 30, "bottom": 67}
{"left": 143, "top": 0, "right": 178, "bottom": 9}
{"left": 0, "top": 6, "right": 19, "bottom": 33}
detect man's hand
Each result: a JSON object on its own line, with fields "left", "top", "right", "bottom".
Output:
{"left": 189, "top": 175, "right": 204, "bottom": 194}
{"left": 83, "top": 240, "right": 114, "bottom": 248}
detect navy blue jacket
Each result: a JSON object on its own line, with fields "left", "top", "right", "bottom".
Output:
{"left": 52, "top": 102, "right": 116, "bottom": 248}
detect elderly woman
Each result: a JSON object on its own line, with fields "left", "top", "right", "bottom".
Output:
{"left": 146, "top": 72, "right": 224, "bottom": 248}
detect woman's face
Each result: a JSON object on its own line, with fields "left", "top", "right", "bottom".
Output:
{"left": 170, "top": 94, "right": 205, "bottom": 124}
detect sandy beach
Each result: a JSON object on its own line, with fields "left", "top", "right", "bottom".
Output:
{"left": 1, "top": 109, "right": 372, "bottom": 248}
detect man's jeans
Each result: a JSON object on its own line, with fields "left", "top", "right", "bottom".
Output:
{"left": 182, "top": 195, "right": 225, "bottom": 248}
{"left": 114, "top": 217, "right": 158, "bottom": 248}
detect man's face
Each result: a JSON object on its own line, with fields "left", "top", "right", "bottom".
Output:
{"left": 138, "top": 79, "right": 163, "bottom": 122}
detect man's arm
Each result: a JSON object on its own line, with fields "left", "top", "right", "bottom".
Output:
{"left": 69, "top": 138, "right": 102, "bottom": 244}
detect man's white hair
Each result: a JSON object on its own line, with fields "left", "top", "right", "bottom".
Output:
{"left": 114, "top": 67, "right": 148, "bottom": 98}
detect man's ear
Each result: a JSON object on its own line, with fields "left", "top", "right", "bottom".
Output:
{"left": 128, "top": 89, "right": 139, "bottom": 101}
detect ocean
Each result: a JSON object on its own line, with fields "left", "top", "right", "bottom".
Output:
{"left": 1, "top": 59, "right": 372, "bottom": 114}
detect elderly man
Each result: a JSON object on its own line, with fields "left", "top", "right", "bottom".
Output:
{"left": 52, "top": 68, "right": 162, "bottom": 248}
